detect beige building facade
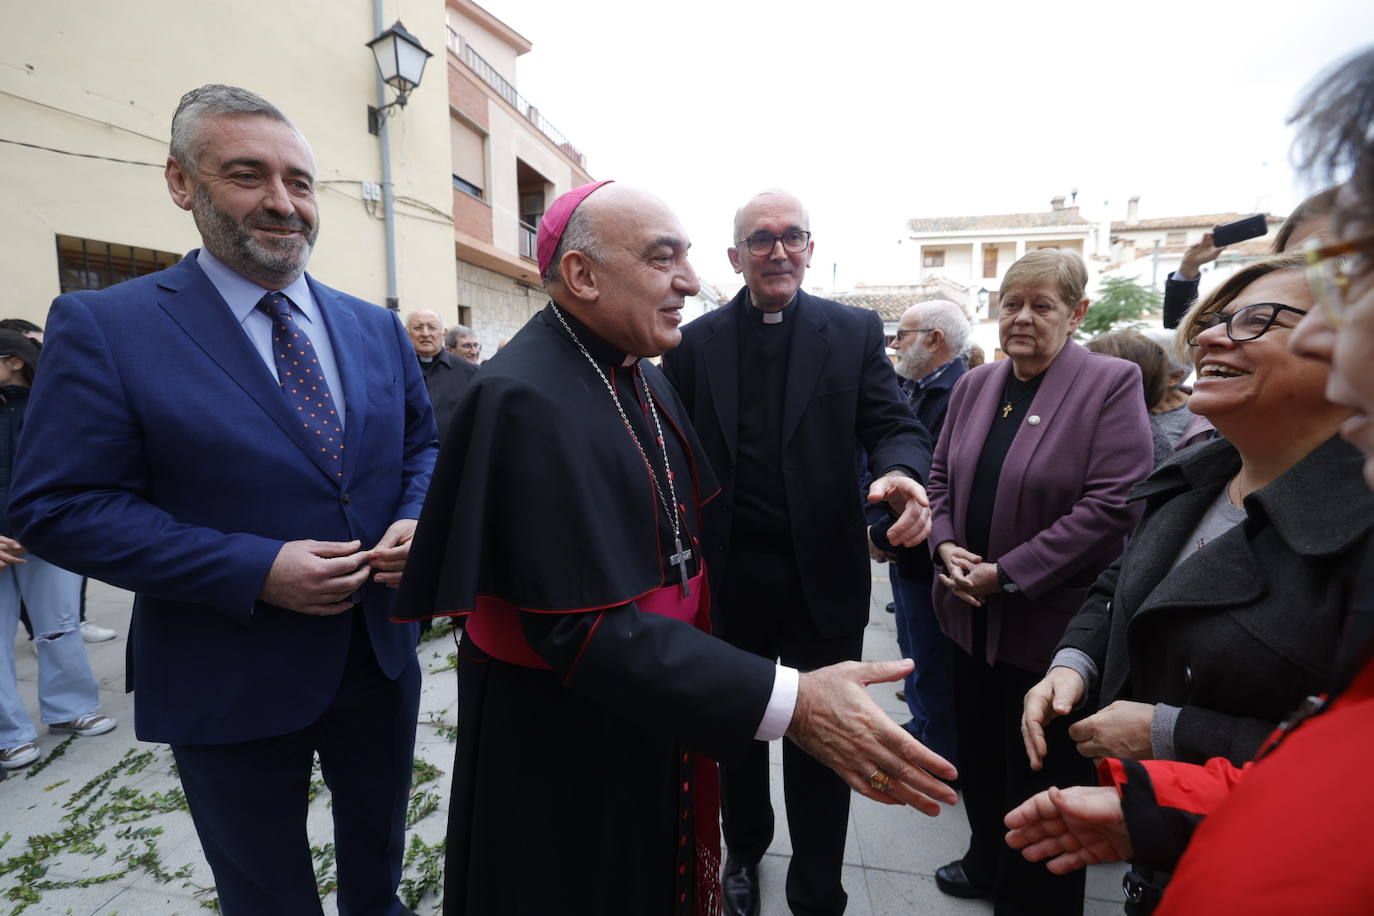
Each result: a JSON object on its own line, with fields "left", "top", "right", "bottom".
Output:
{"left": 443, "top": 0, "right": 594, "bottom": 352}
{"left": 1, "top": 2, "right": 456, "bottom": 326}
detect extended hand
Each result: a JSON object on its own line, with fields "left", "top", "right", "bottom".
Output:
{"left": 869, "top": 474, "right": 931, "bottom": 547}
{"left": 786, "top": 659, "right": 958, "bottom": 815}
{"left": 1068, "top": 700, "right": 1155, "bottom": 761}
{"left": 0, "top": 535, "right": 27, "bottom": 568}
{"left": 1004, "top": 785, "right": 1132, "bottom": 874}
{"left": 1179, "top": 230, "right": 1225, "bottom": 278}
{"left": 1022, "top": 667, "right": 1087, "bottom": 770}
{"left": 368, "top": 518, "right": 418, "bottom": 588}
{"left": 259, "top": 539, "right": 371, "bottom": 615}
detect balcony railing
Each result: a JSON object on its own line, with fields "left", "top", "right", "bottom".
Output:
{"left": 518, "top": 220, "right": 537, "bottom": 261}
{"left": 448, "top": 28, "right": 586, "bottom": 169}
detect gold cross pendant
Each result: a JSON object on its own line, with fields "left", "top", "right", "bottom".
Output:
{"left": 1002, "top": 403, "right": 1013, "bottom": 418}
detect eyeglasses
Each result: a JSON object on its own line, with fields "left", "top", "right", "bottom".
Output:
{"left": 458, "top": 341, "right": 481, "bottom": 350}
{"left": 736, "top": 230, "right": 812, "bottom": 257}
{"left": 889, "top": 328, "right": 934, "bottom": 343}
{"left": 1304, "top": 233, "right": 1374, "bottom": 325}
{"left": 1185, "top": 302, "right": 1308, "bottom": 346}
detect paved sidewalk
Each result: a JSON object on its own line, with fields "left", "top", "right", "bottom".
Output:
{"left": 2, "top": 572, "right": 1129, "bottom": 914}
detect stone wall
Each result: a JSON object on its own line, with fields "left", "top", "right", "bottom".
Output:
{"left": 455, "top": 258, "right": 546, "bottom": 355}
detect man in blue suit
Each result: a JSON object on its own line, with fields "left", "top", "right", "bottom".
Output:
{"left": 10, "top": 85, "right": 437, "bottom": 916}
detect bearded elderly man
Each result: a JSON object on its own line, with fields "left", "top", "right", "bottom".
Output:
{"left": 407, "top": 309, "right": 477, "bottom": 441}
{"left": 11, "top": 85, "right": 437, "bottom": 916}
{"left": 397, "top": 180, "right": 955, "bottom": 916}
{"left": 868, "top": 300, "right": 970, "bottom": 768}
{"left": 661, "top": 191, "right": 936, "bottom": 916}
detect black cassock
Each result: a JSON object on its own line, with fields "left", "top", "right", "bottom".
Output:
{"left": 397, "top": 304, "right": 777, "bottom": 916}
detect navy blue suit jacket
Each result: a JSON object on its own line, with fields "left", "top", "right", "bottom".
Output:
{"left": 10, "top": 253, "right": 438, "bottom": 745}
{"left": 662, "top": 288, "right": 933, "bottom": 638}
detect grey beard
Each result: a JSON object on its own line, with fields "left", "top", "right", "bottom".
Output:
{"left": 895, "top": 349, "right": 931, "bottom": 381}
{"left": 192, "top": 185, "right": 316, "bottom": 286}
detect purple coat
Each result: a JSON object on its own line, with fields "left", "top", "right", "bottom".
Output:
{"left": 929, "top": 340, "right": 1153, "bottom": 672}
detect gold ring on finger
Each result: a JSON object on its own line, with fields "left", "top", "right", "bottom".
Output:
{"left": 868, "top": 768, "right": 892, "bottom": 793}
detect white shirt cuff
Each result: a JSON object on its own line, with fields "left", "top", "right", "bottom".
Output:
{"left": 754, "top": 664, "right": 799, "bottom": 741}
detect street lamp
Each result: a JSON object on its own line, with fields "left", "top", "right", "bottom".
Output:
{"left": 365, "top": 17, "right": 432, "bottom": 311}
{"left": 977, "top": 286, "right": 990, "bottom": 316}
{"left": 366, "top": 21, "right": 433, "bottom": 135}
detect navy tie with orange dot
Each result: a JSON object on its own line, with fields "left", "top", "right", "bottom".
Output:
{"left": 257, "top": 292, "right": 344, "bottom": 478}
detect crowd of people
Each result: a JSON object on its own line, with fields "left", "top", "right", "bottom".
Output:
{"left": 2, "top": 40, "right": 1371, "bottom": 916}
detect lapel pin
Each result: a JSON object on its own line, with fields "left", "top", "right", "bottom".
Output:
{"left": 1027, "top": 415, "right": 1042, "bottom": 426}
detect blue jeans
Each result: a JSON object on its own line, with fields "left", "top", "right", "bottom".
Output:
{"left": 890, "top": 563, "right": 958, "bottom": 764}
{"left": 0, "top": 554, "right": 101, "bottom": 749}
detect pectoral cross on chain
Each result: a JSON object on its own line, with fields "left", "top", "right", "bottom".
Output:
{"left": 669, "top": 537, "right": 693, "bottom": 598}
{"left": 1002, "top": 402, "right": 1014, "bottom": 419}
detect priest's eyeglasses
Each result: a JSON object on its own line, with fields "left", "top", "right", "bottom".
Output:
{"left": 1305, "top": 234, "right": 1374, "bottom": 325}
{"left": 889, "top": 328, "right": 934, "bottom": 344}
{"left": 1185, "top": 302, "right": 1309, "bottom": 346}
{"left": 737, "top": 230, "right": 812, "bottom": 257}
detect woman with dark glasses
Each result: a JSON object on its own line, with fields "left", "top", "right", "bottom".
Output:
{"left": 1021, "top": 250, "right": 1373, "bottom": 768}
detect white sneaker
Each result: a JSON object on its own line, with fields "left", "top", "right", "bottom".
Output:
{"left": 49, "top": 713, "right": 117, "bottom": 737}
{"left": 80, "top": 621, "right": 117, "bottom": 642}
{"left": 1, "top": 742, "right": 40, "bottom": 769}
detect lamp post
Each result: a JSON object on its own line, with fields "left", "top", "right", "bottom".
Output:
{"left": 366, "top": 17, "right": 432, "bottom": 310}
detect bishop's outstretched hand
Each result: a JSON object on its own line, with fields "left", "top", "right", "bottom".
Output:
{"left": 786, "top": 659, "right": 957, "bottom": 814}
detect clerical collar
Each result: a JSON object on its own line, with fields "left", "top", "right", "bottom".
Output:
{"left": 745, "top": 289, "right": 798, "bottom": 325}
{"left": 543, "top": 301, "right": 636, "bottom": 367}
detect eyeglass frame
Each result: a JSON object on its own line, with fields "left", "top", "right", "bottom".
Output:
{"left": 735, "top": 229, "right": 813, "bottom": 257}
{"left": 1303, "top": 233, "right": 1374, "bottom": 325}
{"left": 889, "top": 328, "right": 935, "bottom": 344}
{"left": 456, "top": 340, "right": 481, "bottom": 350}
{"left": 1184, "top": 301, "right": 1309, "bottom": 346}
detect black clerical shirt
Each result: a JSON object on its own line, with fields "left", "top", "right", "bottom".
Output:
{"left": 730, "top": 295, "right": 797, "bottom": 552}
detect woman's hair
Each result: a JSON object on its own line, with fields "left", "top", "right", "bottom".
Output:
{"left": 1086, "top": 331, "right": 1171, "bottom": 409}
{"left": 1290, "top": 45, "right": 1374, "bottom": 211}
{"left": 1271, "top": 186, "right": 1338, "bottom": 252}
{"left": 999, "top": 249, "right": 1089, "bottom": 307}
{"left": 1176, "top": 253, "right": 1309, "bottom": 351}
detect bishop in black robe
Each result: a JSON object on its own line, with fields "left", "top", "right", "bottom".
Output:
{"left": 396, "top": 304, "right": 779, "bottom": 915}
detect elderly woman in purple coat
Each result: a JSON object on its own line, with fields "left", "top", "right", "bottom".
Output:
{"left": 927, "top": 249, "right": 1154, "bottom": 915}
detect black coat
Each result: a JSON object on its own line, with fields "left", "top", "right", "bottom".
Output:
{"left": 418, "top": 349, "right": 478, "bottom": 443}
{"left": 1057, "top": 435, "right": 1374, "bottom": 765}
{"left": 0, "top": 384, "right": 29, "bottom": 537}
{"left": 662, "top": 288, "right": 933, "bottom": 637}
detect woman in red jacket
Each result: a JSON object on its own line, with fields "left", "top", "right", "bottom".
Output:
{"left": 1003, "top": 42, "right": 1374, "bottom": 915}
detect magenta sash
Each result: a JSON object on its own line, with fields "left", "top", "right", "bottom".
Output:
{"left": 466, "top": 570, "right": 707, "bottom": 669}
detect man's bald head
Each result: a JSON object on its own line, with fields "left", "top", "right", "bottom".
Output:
{"left": 893, "top": 299, "right": 970, "bottom": 380}
{"left": 732, "top": 189, "right": 810, "bottom": 242}
{"left": 544, "top": 184, "right": 700, "bottom": 358}
{"left": 405, "top": 309, "right": 444, "bottom": 359}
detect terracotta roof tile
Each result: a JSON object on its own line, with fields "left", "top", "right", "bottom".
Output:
{"left": 908, "top": 210, "right": 1094, "bottom": 234}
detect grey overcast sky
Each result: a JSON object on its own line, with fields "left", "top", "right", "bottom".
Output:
{"left": 473, "top": 0, "right": 1373, "bottom": 294}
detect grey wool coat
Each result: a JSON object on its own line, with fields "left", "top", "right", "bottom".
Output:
{"left": 1057, "top": 434, "right": 1374, "bottom": 766}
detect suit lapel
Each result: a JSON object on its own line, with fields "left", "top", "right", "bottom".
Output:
{"left": 782, "top": 293, "right": 828, "bottom": 446}
{"left": 702, "top": 302, "right": 741, "bottom": 461}
{"left": 310, "top": 278, "right": 366, "bottom": 486}
{"left": 154, "top": 259, "right": 339, "bottom": 484}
